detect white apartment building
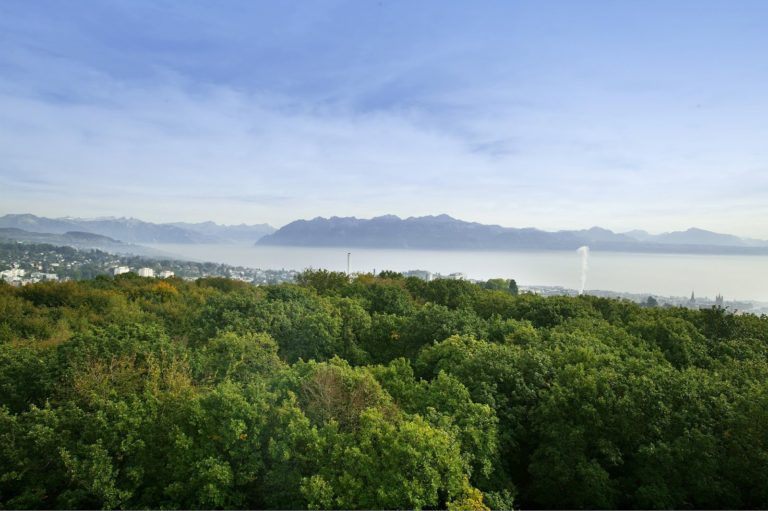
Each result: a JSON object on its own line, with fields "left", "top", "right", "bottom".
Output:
{"left": 137, "top": 267, "right": 155, "bottom": 277}
{"left": 0, "top": 268, "right": 26, "bottom": 279}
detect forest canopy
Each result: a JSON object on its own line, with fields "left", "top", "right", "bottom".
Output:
{"left": 1, "top": 270, "right": 767, "bottom": 509}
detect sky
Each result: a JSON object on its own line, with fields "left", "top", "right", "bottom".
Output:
{"left": 1, "top": 0, "right": 768, "bottom": 236}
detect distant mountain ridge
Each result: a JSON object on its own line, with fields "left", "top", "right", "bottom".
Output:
{"left": 0, "top": 214, "right": 275, "bottom": 244}
{"left": 4, "top": 213, "right": 767, "bottom": 255}
{"left": 0, "top": 227, "right": 169, "bottom": 257}
{"left": 168, "top": 221, "right": 276, "bottom": 243}
{"left": 0, "top": 227, "right": 121, "bottom": 245}
{"left": 258, "top": 214, "right": 768, "bottom": 254}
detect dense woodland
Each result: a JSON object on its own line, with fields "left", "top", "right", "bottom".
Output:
{"left": 1, "top": 271, "right": 767, "bottom": 509}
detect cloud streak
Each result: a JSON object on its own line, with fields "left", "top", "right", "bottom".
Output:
{"left": 1, "top": 1, "right": 768, "bottom": 235}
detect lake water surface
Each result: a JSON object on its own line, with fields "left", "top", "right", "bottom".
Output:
{"left": 146, "top": 244, "right": 768, "bottom": 302}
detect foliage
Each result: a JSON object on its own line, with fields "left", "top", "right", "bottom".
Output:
{"left": 1, "top": 272, "right": 767, "bottom": 509}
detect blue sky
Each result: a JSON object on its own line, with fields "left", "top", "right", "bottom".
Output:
{"left": 1, "top": 0, "right": 767, "bottom": 235}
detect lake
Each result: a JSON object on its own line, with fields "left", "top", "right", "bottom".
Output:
{"left": 146, "top": 244, "right": 768, "bottom": 303}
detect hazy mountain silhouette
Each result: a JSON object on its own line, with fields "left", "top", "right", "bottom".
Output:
{"left": 0, "top": 214, "right": 275, "bottom": 244}
{"left": 258, "top": 215, "right": 768, "bottom": 254}
{"left": 0, "top": 227, "right": 170, "bottom": 256}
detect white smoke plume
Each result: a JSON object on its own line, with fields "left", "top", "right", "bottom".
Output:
{"left": 577, "top": 246, "right": 590, "bottom": 295}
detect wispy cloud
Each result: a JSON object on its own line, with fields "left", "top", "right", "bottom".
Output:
{"left": 1, "top": 0, "right": 768, "bottom": 235}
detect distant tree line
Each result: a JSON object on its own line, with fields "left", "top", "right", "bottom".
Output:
{"left": 0, "top": 270, "right": 767, "bottom": 509}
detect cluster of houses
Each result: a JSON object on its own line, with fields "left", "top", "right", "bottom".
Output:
{"left": 110, "top": 266, "right": 175, "bottom": 278}
{"left": 402, "top": 270, "right": 467, "bottom": 281}
{"left": 1, "top": 267, "right": 59, "bottom": 286}
{"left": 1, "top": 265, "right": 180, "bottom": 285}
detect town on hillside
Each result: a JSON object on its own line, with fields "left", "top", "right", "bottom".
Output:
{"left": 2, "top": 240, "right": 766, "bottom": 315}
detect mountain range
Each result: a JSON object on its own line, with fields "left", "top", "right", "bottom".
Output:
{"left": 0, "top": 214, "right": 275, "bottom": 244}
{"left": 0, "top": 227, "right": 172, "bottom": 257}
{"left": 3, "top": 213, "right": 767, "bottom": 256}
{"left": 258, "top": 214, "right": 768, "bottom": 254}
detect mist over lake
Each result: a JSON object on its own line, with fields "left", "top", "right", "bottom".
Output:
{"left": 147, "top": 244, "right": 768, "bottom": 302}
